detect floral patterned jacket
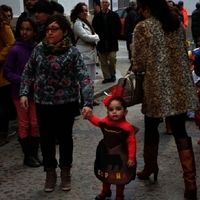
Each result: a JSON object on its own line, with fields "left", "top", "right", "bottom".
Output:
{"left": 19, "top": 43, "right": 93, "bottom": 106}
{"left": 131, "top": 16, "right": 199, "bottom": 118}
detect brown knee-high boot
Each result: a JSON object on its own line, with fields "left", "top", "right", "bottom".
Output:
{"left": 137, "top": 145, "right": 159, "bottom": 181}
{"left": 175, "top": 137, "right": 197, "bottom": 200}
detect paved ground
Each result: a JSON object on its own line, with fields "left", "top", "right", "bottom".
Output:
{"left": 1, "top": 40, "right": 200, "bottom": 200}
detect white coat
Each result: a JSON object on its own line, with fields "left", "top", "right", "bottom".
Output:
{"left": 73, "top": 18, "right": 99, "bottom": 65}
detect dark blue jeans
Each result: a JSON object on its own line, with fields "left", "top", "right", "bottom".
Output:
{"left": 0, "top": 85, "right": 11, "bottom": 132}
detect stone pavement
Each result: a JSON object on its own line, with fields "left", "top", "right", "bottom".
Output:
{"left": 1, "top": 40, "right": 200, "bottom": 200}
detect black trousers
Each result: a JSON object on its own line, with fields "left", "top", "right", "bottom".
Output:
{"left": 0, "top": 85, "right": 11, "bottom": 132}
{"left": 145, "top": 113, "right": 188, "bottom": 143}
{"left": 35, "top": 101, "right": 79, "bottom": 170}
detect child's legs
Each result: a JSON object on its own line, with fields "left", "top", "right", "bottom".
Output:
{"left": 29, "top": 100, "right": 39, "bottom": 137}
{"left": 102, "top": 182, "right": 111, "bottom": 192}
{"left": 116, "top": 184, "right": 125, "bottom": 195}
{"left": 13, "top": 99, "right": 29, "bottom": 139}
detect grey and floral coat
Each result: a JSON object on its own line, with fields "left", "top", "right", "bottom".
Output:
{"left": 19, "top": 43, "right": 93, "bottom": 107}
{"left": 131, "top": 16, "right": 199, "bottom": 118}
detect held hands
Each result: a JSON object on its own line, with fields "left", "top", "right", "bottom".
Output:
{"left": 82, "top": 106, "right": 93, "bottom": 119}
{"left": 20, "top": 96, "right": 29, "bottom": 111}
{"left": 127, "top": 160, "right": 135, "bottom": 167}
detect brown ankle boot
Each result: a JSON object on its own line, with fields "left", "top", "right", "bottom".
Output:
{"left": 60, "top": 167, "right": 71, "bottom": 191}
{"left": 175, "top": 137, "right": 197, "bottom": 200}
{"left": 137, "top": 145, "right": 159, "bottom": 181}
{"left": 44, "top": 168, "right": 57, "bottom": 192}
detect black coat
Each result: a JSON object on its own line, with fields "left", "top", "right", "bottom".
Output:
{"left": 191, "top": 3, "right": 200, "bottom": 43}
{"left": 124, "top": 7, "right": 139, "bottom": 40}
{"left": 92, "top": 10, "right": 121, "bottom": 53}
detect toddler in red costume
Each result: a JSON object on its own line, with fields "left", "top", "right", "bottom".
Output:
{"left": 86, "top": 85, "right": 137, "bottom": 200}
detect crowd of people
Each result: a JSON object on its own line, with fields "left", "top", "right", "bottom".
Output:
{"left": 0, "top": 0, "right": 200, "bottom": 199}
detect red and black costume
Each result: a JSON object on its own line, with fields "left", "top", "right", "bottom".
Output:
{"left": 89, "top": 115, "right": 136, "bottom": 185}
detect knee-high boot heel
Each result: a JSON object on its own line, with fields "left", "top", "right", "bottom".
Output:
{"left": 175, "top": 137, "right": 197, "bottom": 200}
{"left": 137, "top": 145, "right": 159, "bottom": 181}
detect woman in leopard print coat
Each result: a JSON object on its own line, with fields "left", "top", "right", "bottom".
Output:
{"left": 131, "top": 0, "right": 199, "bottom": 199}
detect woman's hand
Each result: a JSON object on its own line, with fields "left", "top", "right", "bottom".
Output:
{"left": 127, "top": 159, "right": 135, "bottom": 167}
{"left": 82, "top": 106, "right": 93, "bottom": 119}
{"left": 20, "top": 96, "right": 29, "bottom": 111}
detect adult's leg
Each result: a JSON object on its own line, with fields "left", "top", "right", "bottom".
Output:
{"left": 99, "top": 52, "right": 111, "bottom": 80}
{"left": 35, "top": 104, "right": 57, "bottom": 170}
{"left": 36, "top": 104, "right": 58, "bottom": 192}
{"left": 107, "top": 51, "right": 117, "bottom": 81}
{"left": 169, "top": 113, "right": 197, "bottom": 200}
{"left": 137, "top": 115, "right": 160, "bottom": 181}
{"left": 0, "top": 85, "right": 11, "bottom": 146}
{"left": 126, "top": 36, "right": 132, "bottom": 60}
{"left": 55, "top": 102, "right": 79, "bottom": 191}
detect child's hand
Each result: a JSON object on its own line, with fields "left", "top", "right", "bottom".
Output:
{"left": 82, "top": 107, "right": 93, "bottom": 119}
{"left": 127, "top": 160, "right": 135, "bottom": 167}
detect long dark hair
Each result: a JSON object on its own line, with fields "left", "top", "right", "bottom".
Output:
{"left": 137, "top": 0, "right": 180, "bottom": 32}
{"left": 70, "top": 2, "right": 95, "bottom": 35}
{"left": 44, "top": 14, "right": 75, "bottom": 45}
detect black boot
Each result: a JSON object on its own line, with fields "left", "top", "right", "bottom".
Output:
{"left": 18, "top": 137, "right": 40, "bottom": 167}
{"left": 30, "top": 136, "right": 43, "bottom": 165}
{"left": 175, "top": 137, "right": 197, "bottom": 200}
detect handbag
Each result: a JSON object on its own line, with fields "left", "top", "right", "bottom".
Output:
{"left": 117, "top": 71, "right": 144, "bottom": 107}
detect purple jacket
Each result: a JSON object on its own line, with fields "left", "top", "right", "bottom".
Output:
{"left": 3, "top": 38, "right": 37, "bottom": 99}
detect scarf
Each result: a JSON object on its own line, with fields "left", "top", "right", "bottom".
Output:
{"left": 42, "top": 36, "right": 73, "bottom": 55}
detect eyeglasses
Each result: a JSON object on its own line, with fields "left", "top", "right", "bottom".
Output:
{"left": 45, "top": 27, "right": 61, "bottom": 33}
{"left": 20, "top": 28, "right": 33, "bottom": 32}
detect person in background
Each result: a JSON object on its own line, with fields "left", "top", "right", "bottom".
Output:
{"left": 94, "top": 0, "right": 101, "bottom": 15}
{"left": 177, "top": 0, "right": 188, "bottom": 28}
{"left": 92, "top": 0, "right": 121, "bottom": 84}
{"left": 124, "top": 1, "right": 139, "bottom": 61}
{"left": 131, "top": 0, "right": 198, "bottom": 199}
{"left": 0, "top": 4, "right": 13, "bottom": 25}
{"left": 1, "top": 4, "right": 18, "bottom": 128}
{"left": 33, "top": 0, "right": 53, "bottom": 43}
{"left": 0, "top": 7, "right": 15, "bottom": 147}
{"left": 70, "top": 2, "right": 100, "bottom": 106}
{"left": 19, "top": 14, "right": 93, "bottom": 192}
{"left": 4, "top": 18, "right": 42, "bottom": 167}
{"left": 84, "top": 85, "right": 136, "bottom": 200}
{"left": 191, "top": 2, "right": 200, "bottom": 47}
{"left": 50, "top": 1, "right": 64, "bottom": 15}
{"left": 167, "top": 0, "right": 184, "bottom": 23}
{"left": 15, "top": 0, "right": 38, "bottom": 38}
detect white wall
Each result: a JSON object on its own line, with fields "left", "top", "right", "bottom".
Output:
{"left": 173, "top": 0, "right": 199, "bottom": 15}
{"left": 58, "top": 0, "right": 89, "bottom": 16}
{"left": 0, "top": 0, "right": 24, "bottom": 17}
